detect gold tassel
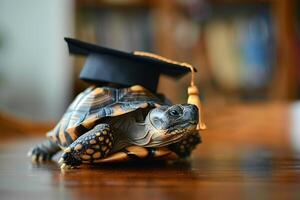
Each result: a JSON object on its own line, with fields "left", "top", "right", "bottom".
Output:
{"left": 133, "top": 51, "right": 206, "bottom": 130}
{"left": 186, "top": 65, "right": 206, "bottom": 130}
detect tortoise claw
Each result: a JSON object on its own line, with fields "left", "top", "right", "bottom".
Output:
{"left": 60, "top": 163, "right": 66, "bottom": 169}
{"left": 58, "top": 157, "right": 64, "bottom": 164}
{"left": 60, "top": 163, "right": 73, "bottom": 170}
{"left": 59, "top": 151, "right": 82, "bottom": 169}
{"left": 28, "top": 146, "right": 52, "bottom": 163}
{"left": 60, "top": 163, "right": 72, "bottom": 170}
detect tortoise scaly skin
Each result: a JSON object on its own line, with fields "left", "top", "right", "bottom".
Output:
{"left": 169, "top": 131, "right": 201, "bottom": 158}
{"left": 59, "top": 124, "right": 113, "bottom": 167}
{"left": 28, "top": 85, "right": 201, "bottom": 169}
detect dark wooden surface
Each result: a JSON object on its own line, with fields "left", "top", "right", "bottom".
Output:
{"left": 1, "top": 102, "right": 300, "bottom": 200}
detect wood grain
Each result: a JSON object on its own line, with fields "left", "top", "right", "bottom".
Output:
{"left": 1, "top": 102, "right": 300, "bottom": 200}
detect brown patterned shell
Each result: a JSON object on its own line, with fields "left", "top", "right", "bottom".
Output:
{"left": 47, "top": 85, "right": 163, "bottom": 148}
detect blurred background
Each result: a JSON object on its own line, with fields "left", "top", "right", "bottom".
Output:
{"left": 1, "top": 1, "right": 300, "bottom": 198}
{"left": 2, "top": 2, "right": 300, "bottom": 197}
{"left": 0, "top": 0, "right": 300, "bottom": 123}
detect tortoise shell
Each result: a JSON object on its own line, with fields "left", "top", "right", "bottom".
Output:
{"left": 47, "top": 85, "right": 163, "bottom": 148}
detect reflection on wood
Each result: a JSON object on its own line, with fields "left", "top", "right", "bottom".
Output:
{"left": 0, "top": 102, "right": 299, "bottom": 200}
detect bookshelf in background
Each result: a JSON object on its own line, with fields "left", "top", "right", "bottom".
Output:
{"left": 296, "top": 0, "right": 300, "bottom": 98}
{"left": 203, "top": 2, "right": 275, "bottom": 101}
{"left": 74, "top": 0, "right": 206, "bottom": 103}
{"left": 74, "top": 0, "right": 300, "bottom": 103}
{"left": 271, "top": 0, "right": 299, "bottom": 100}
{"left": 206, "top": 0, "right": 300, "bottom": 101}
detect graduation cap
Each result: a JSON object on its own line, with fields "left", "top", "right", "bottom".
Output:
{"left": 65, "top": 38, "right": 206, "bottom": 130}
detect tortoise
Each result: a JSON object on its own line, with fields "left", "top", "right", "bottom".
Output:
{"left": 28, "top": 85, "right": 201, "bottom": 169}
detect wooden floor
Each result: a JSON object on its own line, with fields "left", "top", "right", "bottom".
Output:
{"left": 1, "top": 102, "right": 300, "bottom": 200}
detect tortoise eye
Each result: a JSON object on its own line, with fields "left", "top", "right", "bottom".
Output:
{"left": 169, "top": 107, "right": 182, "bottom": 117}
{"left": 170, "top": 110, "right": 179, "bottom": 116}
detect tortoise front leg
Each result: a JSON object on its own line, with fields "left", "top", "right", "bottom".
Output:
{"left": 28, "top": 140, "right": 60, "bottom": 162}
{"left": 168, "top": 131, "right": 201, "bottom": 158}
{"left": 59, "top": 124, "right": 114, "bottom": 169}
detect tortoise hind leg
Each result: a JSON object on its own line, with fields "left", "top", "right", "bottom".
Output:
{"left": 28, "top": 140, "right": 60, "bottom": 162}
{"left": 59, "top": 124, "right": 114, "bottom": 169}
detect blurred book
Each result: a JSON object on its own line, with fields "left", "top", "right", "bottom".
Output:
{"left": 77, "top": 8, "right": 154, "bottom": 52}
{"left": 204, "top": 7, "right": 275, "bottom": 99}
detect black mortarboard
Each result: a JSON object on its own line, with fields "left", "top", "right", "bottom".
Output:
{"left": 64, "top": 38, "right": 206, "bottom": 130}
{"left": 64, "top": 38, "right": 196, "bottom": 92}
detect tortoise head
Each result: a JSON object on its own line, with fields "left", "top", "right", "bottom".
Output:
{"left": 143, "top": 104, "right": 198, "bottom": 147}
